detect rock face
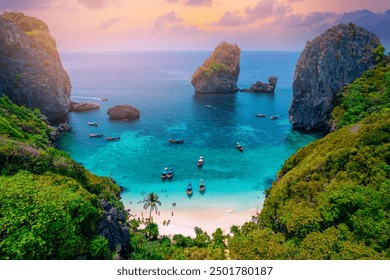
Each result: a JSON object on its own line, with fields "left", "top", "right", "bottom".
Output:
{"left": 98, "top": 201, "right": 130, "bottom": 256}
{"left": 0, "top": 12, "right": 71, "bottom": 122}
{"left": 289, "top": 23, "right": 381, "bottom": 131}
{"left": 241, "top": 76, "right": 278, "bottom": 93}
{"left": 69, "top": 101, "right": 100, "bottom": 112}
{"left": 191, "top": 42, "right": 240, "bottom": 93}
{"left": 107, "top": 105, "right": 140, "bottom": 120}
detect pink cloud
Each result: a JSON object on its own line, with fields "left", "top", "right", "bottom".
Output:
{"left": 164, "top": 0, "right": 213, "bottom": 7}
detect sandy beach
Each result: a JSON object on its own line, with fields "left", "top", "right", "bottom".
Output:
{"left": 131, "top": 207, "right": 260, "bottom": 238}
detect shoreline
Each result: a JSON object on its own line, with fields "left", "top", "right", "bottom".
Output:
{"left": 129, "top": 207, "right": 260, "bottom": 238}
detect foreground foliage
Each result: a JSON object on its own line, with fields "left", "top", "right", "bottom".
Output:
{"left": 0, "top": 96, "right": 125, "bottom": 259}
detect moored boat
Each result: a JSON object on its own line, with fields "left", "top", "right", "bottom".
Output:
{"left": 197, "top": 156, "right": 204, "bottom": 167}
{"left": 105, "top": 136, "right": 120, "bottom": 141}
{"left": 161, "top": 167, "right": 168, "bottom": 180}
{"left": 168, "top": 139, "right": 184, "bottom": 144}
{"left": 236, "top": 142, "right": 244, "bottom": 152}
{"left": 256, "top": 113, "right": 266, "bottom": 117}
{"left": 88, "top": 122, "right": 99, "bottom": 126}
{"left": 186, "top": 181, "right": 193, "bottom": 195}
{"left": 270, "top": 115, "right": 279, "bottom": 120}
{"left": 167, "top": 168, "right": 174, "bottom": 179}
{"left": 199, "top": 179, "right": 205, "bottom": 192}
{"left": 89, "top": 133, "right": 103, "bottom": 138}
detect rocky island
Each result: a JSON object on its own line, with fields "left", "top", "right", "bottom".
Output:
{"left": 289, "top": 23, "right": 381, "bottom": 131}
{"left": 0, "top": 12, "right": 71, "bottom": 122}
{"left": 69, "top": 101, "right": 100, "bottom": 112}
{"left": 241, "top": 76, "right": 278, "bottom": 93}
{"left": 191, "top": 42, "right": 240, "bottom": 93}
{"left": 107, "top": 104, "right": 140, "bottom": 120}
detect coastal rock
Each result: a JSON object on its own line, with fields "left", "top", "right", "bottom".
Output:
{"left": 0, "top": 12, "right": 71, "bottom": 123}
{"left": 289, "top": 23, "right": 381, "bottom": 131}
{"left": 69, "top": 101, "right": 100, "bottom": 112}
{"left": 107, "top": 104, "right": 140, "bottom": 120}
{"left": 191, "top": 42, "right": 240, "bottom": 93}
{"left": 241, "top": 76, "right": 278, "bottom": 93}
{"left": 98, "top": 200, "right": 130, "bottom": 256}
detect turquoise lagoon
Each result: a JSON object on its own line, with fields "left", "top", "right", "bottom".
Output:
{"left": 58, "top": 51, "right": 321, "bottom": 212}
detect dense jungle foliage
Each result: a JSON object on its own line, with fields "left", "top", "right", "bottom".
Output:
{"left": 0, "top": 96, "right": 124, "bottom": 259}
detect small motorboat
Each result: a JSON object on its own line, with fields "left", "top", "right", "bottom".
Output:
{"left": 105, "top": 136, "right": 120, "bottom": 141}
{"left": 168, "top": 139, "right": 184, "bottom": 144}
{"left": 161, "top": 167, "right": 168, "bottom": 180}
{"left": 205, "top": 105, "right": 215, "bottom": 109}
{"left": 186, "top": 181, "right": 193, "bottom": 195}
{"left": 197, "top": 156, "right": 204, "bottom": 167}
{"left": 88, "top": 122, "right": 99, "bottom": 126}
{"left": 89, "top": 133, "right": 103, "bottom": 138}
{"left": 256, "top": 114, "right": 266, "bottom": 117}
{"left": 100, "top": 98, "right": 108, "bottom": 101}
{"left": 236, "top": 142, "right": 244, "bottom": 152}
{"left": 199, "top": 179, "right": 205, "bottom": 192}
{"left": 167, "top": 168, "right": 174, "bottom": 179}
{"left": 270, "top": 115, "right": 279, "bottom": 120}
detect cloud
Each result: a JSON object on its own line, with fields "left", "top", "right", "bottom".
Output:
{"left": 78, "top": 0, "right": 119, "bottom": 9}
{"left": 245, "top": 0, "right": 275, "bottom": 19}
{"left": 99, "top": 17, "right": 123, "bottom": 29}
{"left": 0, "top": 0, "right": 51, "bottom": 10}
{"left": 164, "top": 0, "right": 213, "bottom": 7}
{"left": 153, "top": 10, "right": 184, "bottom": 30}
{"left": 212, "top": 11, "right": 249, "bottom": 26}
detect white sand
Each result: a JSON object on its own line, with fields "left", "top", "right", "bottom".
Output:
{"left": 131, "top": 207, "right": 260, "bottom": 238}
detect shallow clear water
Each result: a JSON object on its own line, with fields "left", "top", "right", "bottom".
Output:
{"left": 58, "top": 51, "right": 321, "bottom": 212}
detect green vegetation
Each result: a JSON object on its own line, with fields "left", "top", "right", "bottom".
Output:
{"left": 331, "top": 53, "right": 389, "bottom": 129}
{"left": 143, "top": 192, "right": 161, "bottom": 239}
{"left": 191, "top": 42, "right": 240, "bottom": 82}
{"left": 0, "top": 96, "right": 126, "bottom": 259}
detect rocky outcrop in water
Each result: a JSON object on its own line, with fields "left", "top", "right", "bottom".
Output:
{"left": 69, "top": 101, "right": 100, "bottom": 112}
{"left": 241, "top": 76, "right": 278, "bottom": 93}
{"left": 107, "top": 104, "right": 140, "bottom": 120}
{"left": 191, "top": 42, "right": 240, "bottom": 93}
{"left": 98, "top": 201, "right": 130, "bottom": 257}
{"left": 0, "top": 12, "right": 71, "bottom": 122}
{"left": 289, "top": 23, "right": 381, "bottom": 131}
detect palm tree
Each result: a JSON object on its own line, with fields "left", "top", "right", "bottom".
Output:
{"left": 143, "top": 192, "right": 161, "bottom": 239}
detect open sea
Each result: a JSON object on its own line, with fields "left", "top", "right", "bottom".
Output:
{"left": 57, "top": 51, "right": 321, "bottom": 213}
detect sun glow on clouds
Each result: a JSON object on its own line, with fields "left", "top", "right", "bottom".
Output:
{"left": 0, "top": 0, "right": 389, "bottom": 51}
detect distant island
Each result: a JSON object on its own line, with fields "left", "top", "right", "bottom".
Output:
{"left": 191, "top": 42, "right": 240, "bottom": 93}
{"left": 241, "top": 76, "right": 278, "bottom": 93}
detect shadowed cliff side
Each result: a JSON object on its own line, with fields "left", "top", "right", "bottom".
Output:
{"left": 289, "top": 23, "right": 381, "bottom": 131}
{"left": 0, "top": 12, "right": 71, "bottom": 123}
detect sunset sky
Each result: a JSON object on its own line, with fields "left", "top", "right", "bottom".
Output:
{"left": 1, "top": 0, "right": 389, "bottom": 51}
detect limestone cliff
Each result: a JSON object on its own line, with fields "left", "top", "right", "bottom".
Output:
{"left": 191, "top": 42, "right": 240, "bottom": 93}
{"left": 241, "top": 76, "right": 278, "bottom": 93}
{"left": 0, "top": 12, "right": 71, "bottom": 122}
{"left": 289, "top": 23, "right": 381, "bottom": 131}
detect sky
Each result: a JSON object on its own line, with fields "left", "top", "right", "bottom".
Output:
{"left": 0, "top": 0, "right": 389, "bottom": 51}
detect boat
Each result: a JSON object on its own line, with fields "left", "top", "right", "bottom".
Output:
{"left": 105, "top": 136, "right": 120, "bottom": 141}
{"left": 89, "top": 133, "right": 103, "bottom": 138}
{"left": 256, "top": 114, "right": 266, "bottom": 117}
{"left": 88, "top": 122, "right": 99, "bottom": 126}
{"left": 168, "top": 139, "right": 184, "bottom": 144}
{"left": 186, "top": 181, "right": 193, "bottom": 195}
{"left": 199, "top": 179, "right": 205, "bottom": 192}
{"left": 270, "top": 115, "right": 279, "bottom": 120}
{"left": 161, "top": 167, "right": 168, "bottom": 180}
{"left": 197, "top": 156, "right": 204, "bottom": 167}
{"left": 236, "top": 142, "right": 244, "bottom": 152}
{"left": 205, "top": 104, "right": 212, "bottom": 108}
{"left": 167, "top": 168, "right": 174, "bottom": 179}
{"left": 100, "top": 98, "right": 108, "bottom": 101}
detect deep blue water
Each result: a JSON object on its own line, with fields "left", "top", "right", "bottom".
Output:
{"left": 58, "top": 51, "right": 320, "bottom": 212}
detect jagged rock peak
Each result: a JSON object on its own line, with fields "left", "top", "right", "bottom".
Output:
{"left": 191, "top": 42, "right": 240, "bottom": 93}
{"left": 241, "top": 76, "right": 278, "bottom": 93}
{"left": 289, "top": 23, "right": 381, "bottom": 131}
{"left": 0, "top": 12, "right": 71, "bottom": 122}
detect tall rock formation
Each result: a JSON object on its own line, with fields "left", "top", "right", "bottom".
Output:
{"left": 0, "top": 12, "right": 71, "bottom": 122}
{"left": 191, "top": 42, "right": 240, "bottom": 93}
{"left": 289, "top": 23, "right": 381, "bottom": 131}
